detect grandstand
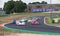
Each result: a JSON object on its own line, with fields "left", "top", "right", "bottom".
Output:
{"left": 27, "top": 4, "right": 60, "bottom": 12}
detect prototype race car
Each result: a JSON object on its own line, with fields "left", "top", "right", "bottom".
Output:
{"left": 16, "top": 21, "right": 25, "bottom": 25}
{"left": 31, "top": 21, "right": 39, "bottom": 25}
{"left": 27, "top": 20, "right": 32, "bottom": 23}
{"left": 29, "top": 16, "right": 40, "bottom": 21}
{"left": 20, "top": 18, "right": 28, "bottom": 22}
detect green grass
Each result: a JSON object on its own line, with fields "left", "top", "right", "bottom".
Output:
{"left": 0, "top": 12, "right": 49, "bottom": 17}
{"left": 1, "top": 11, "right": 60, "bottom": 17}
{"left": 48, "top": 18, "right": 53, "bottom": 23}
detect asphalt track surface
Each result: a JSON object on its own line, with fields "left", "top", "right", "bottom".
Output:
{"left": 4, "top": 16, "right": 60, "bottom": 33}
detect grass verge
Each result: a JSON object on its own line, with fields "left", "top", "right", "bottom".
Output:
{"left": 45, "top": 17, "right": 60, "bottom": 26}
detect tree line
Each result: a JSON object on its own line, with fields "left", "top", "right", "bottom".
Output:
{"left": 3, "top": 0, "right": 48, "bottom": 14}
{"left": 29, "top": 1, "right": 47, "bottom": 4}
{"left": 3, "top": 0, "right": 27, "bottom": 14}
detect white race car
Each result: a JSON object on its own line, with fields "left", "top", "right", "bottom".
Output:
{"left": 16, "top": 21, "right": 25, "bottom": 25}
{"left": 20, "top": 18, "right": 28, "bottom": 22}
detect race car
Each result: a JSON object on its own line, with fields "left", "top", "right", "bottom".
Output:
{"left": 20, "top": 18, "right": 28, "bottom": 22}
{"left": 27, "top": 20, "right": 32, "bottom": 23}
{"left": 31, "top": 21, "right": 39, "bottom": 25}
{"left": 16, "top": 21, "right": 25, "bottom": 25}
{"left": 29, "top": 16, "right": 40, "bottom": 21}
